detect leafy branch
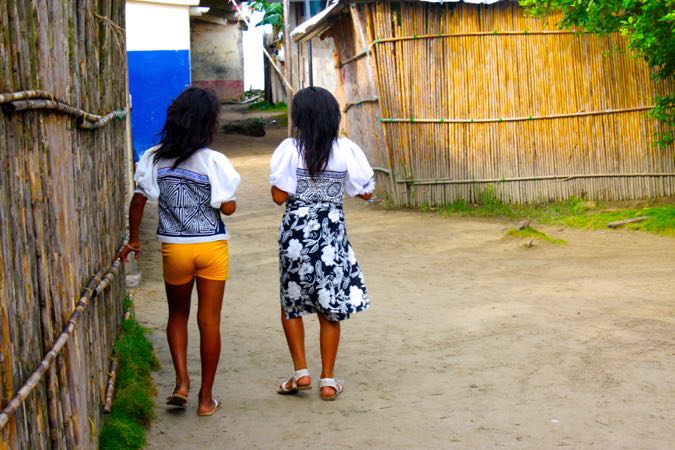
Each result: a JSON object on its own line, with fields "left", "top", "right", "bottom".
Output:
{"left": 249, "top": 0, "right": 284, "bottom": 39}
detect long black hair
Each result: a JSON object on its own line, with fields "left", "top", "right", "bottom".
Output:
{"left": 153, "top": 87, "right": 220, "bottom": 168}
{"left": 291, "top": 87, "right": 341, "bottom": 178}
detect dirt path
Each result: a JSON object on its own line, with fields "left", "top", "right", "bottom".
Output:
{"left": 134, "top": 129, "right": 675, "bottom": 449}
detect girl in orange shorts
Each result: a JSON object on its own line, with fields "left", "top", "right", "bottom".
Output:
{"left": 117, "top": 87, "right": 240, "bottom": 416}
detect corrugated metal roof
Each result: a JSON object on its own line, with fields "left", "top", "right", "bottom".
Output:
{"left": 291, "top": 0, "right": 505, "bottom": 42}
{"left": 291, "top": 1, "right": 348, "bottom": 42}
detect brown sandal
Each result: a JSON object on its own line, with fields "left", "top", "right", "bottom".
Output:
{"left": 166, "top": 392, "right": 188, "bottom": 407}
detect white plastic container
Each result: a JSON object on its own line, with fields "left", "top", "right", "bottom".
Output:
{"left": 125, "top": 252, "right": 142, "bottom": 288}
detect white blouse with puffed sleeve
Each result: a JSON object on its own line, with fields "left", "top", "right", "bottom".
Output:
{"left": 269, "top": 137, "right": 375, "bottom": 199}
{"left": 134, "top": 147, "right": 241, "bottom": 243}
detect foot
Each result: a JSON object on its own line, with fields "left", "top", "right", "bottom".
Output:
{"left": 277, "top": 368, "right": 312, "bottom": 394}
{"left": 279, "top": 375, "right": 312, "bottom": 391}
{"left": 166, "top": 381, "right": 190, "bottom": 406}
{"left": 173, "top": 379, "right": 190, "bottom": 397}
{"left": 197, "top": 399, "right": 222, "bottom": 417}
{"left": 319, "top": 378, "right": 343, "bottom": 401}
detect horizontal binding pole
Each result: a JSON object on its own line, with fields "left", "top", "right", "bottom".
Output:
{"left": 0, "top": 90, "right": 62, "bottom": 104}
{"left": 0, "top": 243, "right": 126, "bottom": 430}
{"left": 338, "top": 48, "right": 370, "bottom": 67}
{"left": 78, "top": 109, "right": 128, "bottom": 129}
{"left": 337, "top": 28, "right": 572, "bottom": 66}
{"left": 343, "top": 97, "right": 379, "bottom": 112}
{"left": 373, "top": 166, "right": 392, "bottom": 175}
{"left": 373, "top": 29, "right": 581, "bottom": 45}
{"left": 337, "top": 29, "right": 574, "bottom": 66}
{"left": 3, "top": 98, "right": 128, "bottom": 129}
{"left": 379, "top": 106, "right": 654, "bottom": 124}
{"left": 2, "top": 99, "right": 98, "bottom": 122}
{"left": 396, "top": 173, "right": 675, "bottom": 185}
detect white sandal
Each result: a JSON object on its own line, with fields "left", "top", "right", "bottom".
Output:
{"left": 319, "top": 378, "right": 344, "bottom": 401}
{"left": 277, "top": 368, "right": 312, "bottom": 395}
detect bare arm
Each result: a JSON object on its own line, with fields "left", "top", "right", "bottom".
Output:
{"left": 357, "top": 193, "right": 372, "bottom": 201}
{"left": 271, "top": 186, "right": 289, "bottom": 205}
{"left": 116, "top": 193, "right": 147, "bottom": 261}
{"left": 220, "top": 200, "right": 237, "bottom": 216}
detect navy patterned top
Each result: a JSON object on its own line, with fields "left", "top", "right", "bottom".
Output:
{"left": 134, "top": 147, "right": 240, "bottom": 243}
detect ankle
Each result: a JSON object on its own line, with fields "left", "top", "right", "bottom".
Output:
{"left": 199, "top": 398, "right": 212, "bottom": 407}
{"left": 174, "top": 378, "right": 190, "bottom": 392}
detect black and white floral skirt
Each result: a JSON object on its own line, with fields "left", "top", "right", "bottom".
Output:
{"left": 279, "top": 197, "right": 370, "bottom": 321}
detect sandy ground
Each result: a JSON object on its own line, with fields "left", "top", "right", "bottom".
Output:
{"left": 133, "top": 128, "right": 675, "bottom": 449}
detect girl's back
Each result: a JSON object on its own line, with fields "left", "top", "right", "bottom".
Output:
{"left": 269, "top": 137, "right": 374, "bottom": 205}
{"left": 135, "top": 146, "right": 239, "bottom": 242}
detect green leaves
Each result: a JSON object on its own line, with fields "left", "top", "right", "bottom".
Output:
{"left": 651, "top": 94, "right": 675, "bottom": 146}
{"left": 249, "top": 0, "right": 283, "bottom": 30}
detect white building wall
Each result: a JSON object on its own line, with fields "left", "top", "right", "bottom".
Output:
{"left": 126, "top": 1, "right": 195, "bottom": 52}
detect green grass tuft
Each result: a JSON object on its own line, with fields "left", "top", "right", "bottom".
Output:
{"left": 110, "top": 382, "right": 156, "bottom": 428}
{"left": 553, "top": 205, "right": 675, "bottom": 236}
{"left": 100, "top": 297, "right": 159, "bottom": 450}
{"left": 427, "top": 186, "right": 674, "bottom": 237}
{"left": 99, "top": 415, "right": 146, "bottom": 450}
{"left": 246, "top": 100, "right": 288, "bottom": 112}
{"left": 505, "top": 226, "right": 567, "bottom": 245}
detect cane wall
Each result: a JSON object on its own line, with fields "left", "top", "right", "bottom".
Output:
{"left": 335, "top": 1, "right": 675, "bottom": 205}
{"left": 0, "top": 1, "right": 128, "bottom": 448}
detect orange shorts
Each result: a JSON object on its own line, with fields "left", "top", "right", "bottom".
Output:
{"left": 161, "top": 240, "right": 229, "bottom": 285}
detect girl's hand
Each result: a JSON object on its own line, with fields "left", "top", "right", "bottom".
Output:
{"left": 116, "top": 242, "right": 141, "bottom": 262}
{"left": 220, "top": 200, "right": 237, "bottom": 216}
{"left": 358, "top": 193, "right": 373, "bottom": 201}
{"left": 271, "top": 186, "right": 289, "bottom": 205}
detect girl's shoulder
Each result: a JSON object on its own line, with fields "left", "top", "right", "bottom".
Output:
{"left": 139, "top": 145, "right": 161, "bottom": 161}
{"left": 334, "top": 137, "right": 367, "bottom": 158}
{"left": 275, "top": 137, "right": 298, "bottom": 152}
{"left": 335, "top": 137, "right": 362, "bottom": 152}
{"left": 199, "top": 147, "right": 232, "bottom": 164}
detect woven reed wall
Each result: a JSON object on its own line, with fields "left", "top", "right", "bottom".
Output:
{"left": 330, "top": 6, "right": 403, "bottom": 199}
{"left": 0, "top": 1, "right": 128, "bottom": 448}
{"left": 334, "top": 1, "right": 675, "bottom": 206}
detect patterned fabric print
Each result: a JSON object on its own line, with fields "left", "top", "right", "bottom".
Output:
{"left": 279, "top": 196, "right": 370, "bottom": 322}
{"left": 157, "top": 167, "right": 225, "bottom": 238}
{"left": 295, "top": 168, "right": 346, "bottom": 203}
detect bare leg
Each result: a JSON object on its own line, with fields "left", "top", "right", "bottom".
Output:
{"left": 280, "top": 308, "right": 311, "bottom": 388}
{"left": 165, "top": 280, "right": 194, "bottom": 397}
{"left": 195, "top": 277, "right": 226, "bottom": 413}
{"left": 318, "top": 314, "right": 341, "bottom": 397}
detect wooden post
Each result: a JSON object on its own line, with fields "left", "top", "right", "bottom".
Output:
{"left": 283, "top": 0, "right": 293, "bottom": 135}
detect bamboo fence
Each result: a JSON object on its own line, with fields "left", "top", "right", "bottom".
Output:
{"left": 0, "top": 1, "right": 129, "bottom": 448}
{"left": 327, "top": 1, "right": 675, "bottom": 206}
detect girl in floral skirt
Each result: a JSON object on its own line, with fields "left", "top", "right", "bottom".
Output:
{"left": 269, "top": 87, "right": 374, "bottom": 400}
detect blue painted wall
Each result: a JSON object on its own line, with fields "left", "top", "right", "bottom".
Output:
{"left": 128, "top": 49, "right": 191, "bottom": 161}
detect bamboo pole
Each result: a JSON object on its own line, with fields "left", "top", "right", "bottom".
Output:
{"left": 0, "top": 89, "right": 61, "bottom": 103}
{"left": 2, "top": 97, "right": 128, "bottom": 128}
{"left": 336, "top": 27, "right": 582, "bottom": 69}
{"left": 396, "top": 172, "right": 675, "bottom": 185}
{"left": 343, "top": 97, "right": 379, "bottom": 112}
{"left": 378, "top": 106, "right": 654, "bottom": 123}
{"left": 102, "top": 358, "right": 117, "bottom": 414}
{"left": 0, "top": 254, "right": 124, "bottom": 430}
